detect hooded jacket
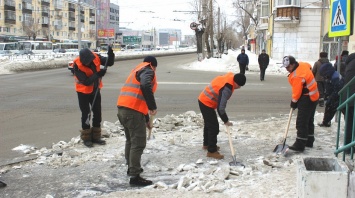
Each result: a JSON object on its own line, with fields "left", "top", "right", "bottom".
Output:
{"left": 312, "top": 57, "right": 330, "bottom": 81}
{"left": 73, "top": 48, "right": 115, "bottom": 94}
{"left": 319, "top": 63, "right": 344, "bottom": 107}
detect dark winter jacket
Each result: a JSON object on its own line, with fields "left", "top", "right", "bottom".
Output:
{"left": 237, "top": 53, "right": 249, "bottom": 65}
{"left": 344, "top": 53, "right": 355, "bottom": 107}
{"left": 312, "top": 57, "right": 330, "bottom": 81}
{"left": 320, "top": 63, "right": 344, "bottom": 108}
{"left": 334, "top": 55, "right": 347, "bottom": 77}
{"left": 136, "top": 66, "right": 157, "bottom": 111}
{"left": 258, "top": 53, "right": 269, "bottom": 68}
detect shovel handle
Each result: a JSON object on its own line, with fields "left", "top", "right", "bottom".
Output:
{"left": 226, "top": 126, "right": 236, "bottom": 157}
{"left": 283, "top": 108, "right": 293, "bottom": 140}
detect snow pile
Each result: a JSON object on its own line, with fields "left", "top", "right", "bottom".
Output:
{"left": 3, "top": 110, "right": 347, "bottom": 197}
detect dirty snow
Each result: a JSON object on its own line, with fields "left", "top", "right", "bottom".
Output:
{"left": 0, "top": 49, "right": 350, "bottom": 198}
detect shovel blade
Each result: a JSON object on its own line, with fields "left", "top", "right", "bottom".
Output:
{"left": 229, "top": 156, "right": 245, "bottom": 167}
{"left": 273, "top": 144, "right": 289, "bottom": 155}
{"left": 229, "top": 161, "right": 245, "bottom": 167}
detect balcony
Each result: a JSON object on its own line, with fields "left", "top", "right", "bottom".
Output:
{"left": 69, "top": 12, "right": 75, "bottom": 21}
{"left": 5, "top": 0, "right": 16, "bottom": 11}
{"left": 54, "top": 25, "right": 62, "bottom": 30}
{"left": 42, "top": 24, "right": 49, "bottom": 28}
{"left": 89, "top": 9, "right": 95, "bottom": 17}
{"left": 256, "top": 17, "right": 269, "bottom": 30}
{"left": 5, "top": 10, "right": 16, "bottom": 24}
{"left": 22, "top": 3, "right": 32, "bottom": 14}
{"left": 54, "top": 0, "right": 62, "bottom": 10}
{"left": 81, "top": 16, "right": 84, "bottom": 23}
{"left": 274, "top": 6, "right": 300, "bottom": 24}
{"left": 69, "top": 27, "right": 76, "bottom": 31}
{"left": 69, "top": 3, "right": 75, "bottom": 12}
{"left": 41, "top": 0, "right": 50, "bottom": 6}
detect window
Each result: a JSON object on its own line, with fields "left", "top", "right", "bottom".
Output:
{"left": 19, "top": 16, "right": 22, "bottom": 21}
{"left": 19, "top": 3, "right": 22, "bottom": 9}
{"left": 277, "top": 0, "right": 300, "bottom": 7}
{"left": 260, "top": 1, "right": 269, "bottom": 18}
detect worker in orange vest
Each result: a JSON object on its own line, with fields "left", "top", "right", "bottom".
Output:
{"left": 198, "top": 72, "right": 246, "bottom": 159}
{"left": 281, "top": 56, "right": 319, "bottom": 152}
{"left": 117, "top": 56, "right": 158, "bottom": 187}
{"left": 73, "top": 47, "right": 115, "bottom": 147}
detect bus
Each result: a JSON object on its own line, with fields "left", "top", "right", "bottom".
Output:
{"left": 99, "top": 43, "right": 121, "bottom": 52}
{"left": 0, "top": 42, "right": 19, "bottom": 52}
{"left": 18, "top": 41, "right": 53, "bottom": 54}
{"left": 53, "top": 42, "right": 93, "bottom": 52}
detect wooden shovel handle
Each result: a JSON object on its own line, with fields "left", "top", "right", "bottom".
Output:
{"left": 283, "top": 108, "right": 293, "bottom": 140}
{"left": 226, "top": 126, "right": 236, "bottom": 157}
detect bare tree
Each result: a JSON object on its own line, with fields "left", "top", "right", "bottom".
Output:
{"left": 22, "top": 18, "right": 40, "bottom": 40}
{"left": 232, "top": 0, "right": 258, "bottom": 49}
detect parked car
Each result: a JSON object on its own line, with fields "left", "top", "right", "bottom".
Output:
{"left": 53, "top": 48, "right": 66, "bottom": 53}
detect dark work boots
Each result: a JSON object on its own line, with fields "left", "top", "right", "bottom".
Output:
{"left": 289, "top": 139, "right": 307, "bottom": 152}
{"left": 80, "top": 129, "right": 93, "bottom": 147}
{"left": 91, "top": 127, "right": 106, "bottom": 145}
{"left": 318, "top": 122, "right": 331, "bottom": 127}
{"left": 129, "top": 175, "right": 152, "bottom": 186}
{"left": 306, "top": 137, "right": 315, "bottom": 148}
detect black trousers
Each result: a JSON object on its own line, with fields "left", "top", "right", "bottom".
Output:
{"left": 260, "top": 66, "right": 266, "bottom": 80}
{"left": 77, "top": 91, "right": 102, "bottom": 130}
{"left": 296, "top": 95, "right": 318, "bottom": 141}
{"left": 198, "top": 100, "right": 219, "bottom": 153}
{"left": 322, "top": 102, "right": 338, "bottom": 124}
{"left": 317, "top": 81, "right": 325, "bottom": 99}
{"left": 239, "top": 63, "right": 247, "bottom": 74}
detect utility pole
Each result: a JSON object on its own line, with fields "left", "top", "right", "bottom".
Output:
{"left": 210, "top": 0, "right": 213, "bottom": 58}
{"left": 202, "top": 0, "right": 207, "bottom": 59}
{"left": 77, "top": 0, "right": 82, "bottom": 51}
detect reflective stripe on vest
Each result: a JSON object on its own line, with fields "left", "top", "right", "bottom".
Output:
{"left": 74, "top": 53, "right": 102, "bottom": 94}
{"left": 198, "top": 72, "right": 235, "bottom": 109}
{"left": 117, "top": 62, "right": 157, "bottom": 114}
{"left": 289, "top": 62, "right": 319, "bottom": 102}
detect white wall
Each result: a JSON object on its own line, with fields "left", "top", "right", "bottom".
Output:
{"left": 272, "top": 6, "right": 323, "bottom": 61}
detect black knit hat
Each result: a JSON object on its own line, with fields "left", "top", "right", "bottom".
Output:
{"left": 143, "top": 56, "right": 158, "bottom": 67}
{"left": 233, "top": 73, "right": 246, "bottom": 86}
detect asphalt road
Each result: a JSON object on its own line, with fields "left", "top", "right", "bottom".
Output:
{"left": 0, "top": 53, "right": 307, "bottom": 164}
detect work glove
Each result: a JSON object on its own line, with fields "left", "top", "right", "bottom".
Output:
{"left": 97, "top": 69, "right": 106, "bottom": 77}
{"left": 290, "top": 101, "right": 298, "bottom": 110}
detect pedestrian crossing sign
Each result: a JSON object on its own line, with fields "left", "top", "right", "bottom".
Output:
{"left": 329, "top": 0, "right": 353, "bottom": 37}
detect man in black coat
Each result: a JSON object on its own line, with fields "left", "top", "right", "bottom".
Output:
{"left": 258, "top": 49, "right": 269, "bottom": 81}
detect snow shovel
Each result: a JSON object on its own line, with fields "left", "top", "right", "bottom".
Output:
{"left": 273, "top": 108, "right": 293, "bottom": 155}
{"left": 147, "top": 115, "right": 155, "bottom": 140}
{"left": 85, "top": 52, "right": 110, "bottom": 126}
{"left": 226, "top": 126, "right": 244, "bottom": 167}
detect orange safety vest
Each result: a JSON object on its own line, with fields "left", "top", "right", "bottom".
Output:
{"left": 74, "top": 53, "right": 103, "bottom": 94}
{"left": 117, "top": 62, "right": 157, "bottom": 114}
{"left": 198, "top": 72, "right": 235, "bottom": 109}
{"left": 288, "top": 62, "right": 319, "bottom": 102}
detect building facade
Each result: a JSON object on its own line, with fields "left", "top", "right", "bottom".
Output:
{"left": 0, "top": 0, "right": 97, "bottom": 45}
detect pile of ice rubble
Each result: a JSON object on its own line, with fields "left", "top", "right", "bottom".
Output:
{"left": 12, "top": 111, "right": 295, "bottom": 194}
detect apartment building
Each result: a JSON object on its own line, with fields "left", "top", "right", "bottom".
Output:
{"left": 0, "top": 0, "right": 97, "bottom": 46}
{"left": 252, "top": 0, "right": 354, "bottom": 61}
